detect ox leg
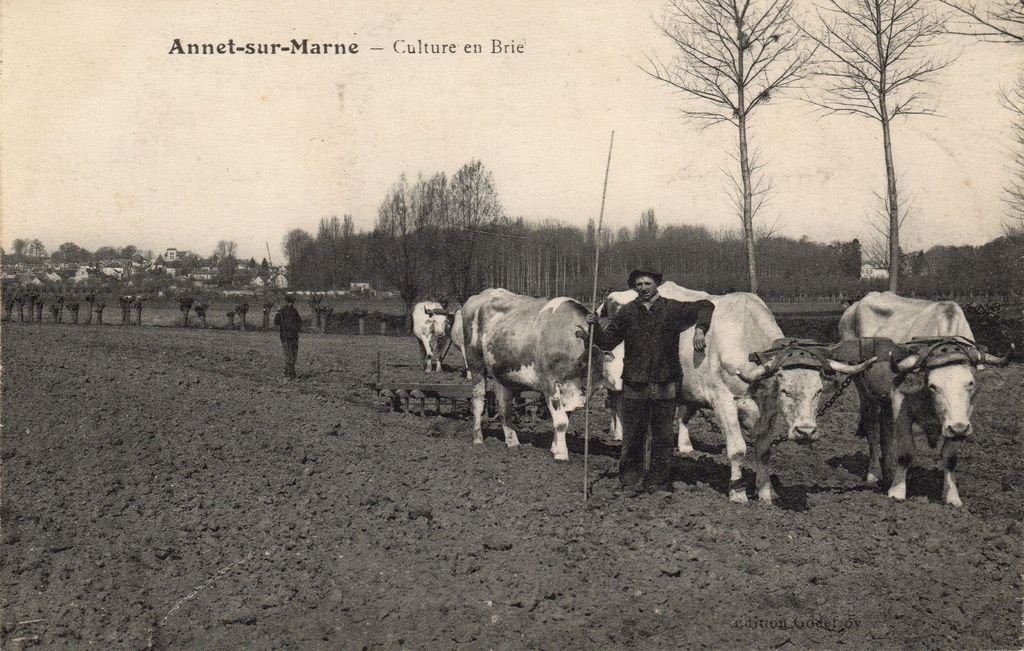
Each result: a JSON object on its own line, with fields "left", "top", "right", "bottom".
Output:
{"left": 676, "top": 403, "right": 695, "bottom": 456}
{"left": 494, "top": 383, "right": 521, "bottom": 449}
{"left": 417, "top": 337, "right": 431, "bottom": 372}
{"left": 879, "top": 400, "right": 897, "bottom": 489}
{"left": 712, "top": 396, "right": 748, "bottom": 503}
{"left": 751, "top": 413, "right": 779, "bottom": 505}
{"left": 547, "top": 393, "right": 570, "bottom": 462}
{"left": 940, "top": 439, "right": 963, "bottom": 507}
{"left": 887, "top": 394, "right": 915, "bottom": 502}
{"left": 859, "top": 392, "right": 883, "bottom": 486}
{"left": 607, "top": 390, "right": 624, "bottom": 441}
{"left": 434, "top": 340, "right": 443, "bottom": 372}
{"left": 471, "top": 379, "right": 487, "bottom": 445}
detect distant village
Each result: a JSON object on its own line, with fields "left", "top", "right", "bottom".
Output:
{"left": 1, "top": 247, "right": 287, "bottom": 290}
{"left": 0, "top": 243, "right": 395, "bottom": 303}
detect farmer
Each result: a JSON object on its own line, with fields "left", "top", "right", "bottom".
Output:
{"left": 274, "top": 294, "right": 303, "bottom": 379}
{"left": 583, "top": 269, "right": 715, "bottom": 495}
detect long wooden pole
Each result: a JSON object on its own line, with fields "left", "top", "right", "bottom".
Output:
{"left": 584, "top": 131, "right": 615, "bottom": 501}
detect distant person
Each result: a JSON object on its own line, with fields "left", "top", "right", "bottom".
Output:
{"left": 274, "top": 294, "right": 303, "bottom": 379}
{"left": 583, "top": 269, "right": 715, "bottom": 495}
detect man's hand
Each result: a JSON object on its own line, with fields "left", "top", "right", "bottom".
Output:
{"left": 584, "top": 312, "right": 599, "bottom": 326}
{"left": 693, "top": 328, "right": 707, "bottom": 352}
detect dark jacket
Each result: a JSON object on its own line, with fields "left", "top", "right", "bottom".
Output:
{"left": 592, "top": 296, "right": 715, "bottom": 384}
{"left": 274, "top": 304, "right": 303, "bottom": 341}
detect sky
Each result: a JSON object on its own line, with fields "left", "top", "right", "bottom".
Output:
{"left": 3, "top": 0, "right": 1023, "bottom": 263}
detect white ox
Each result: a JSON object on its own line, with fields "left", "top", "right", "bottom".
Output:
{"left": 462, "top": 288, "right": 603, "bottom": 461}
{"left": 839, "top": 291, "right": 1006, "bottom": 506}
{"left": 411, "top": 301, "right": 451, "bottom": 372}
{"left": 600, "top": 283, "right": 875, "bottom": 503}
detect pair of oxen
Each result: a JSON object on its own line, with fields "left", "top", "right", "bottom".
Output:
{"left": 413, "top": 288, "right": 1007, "bottom": 507}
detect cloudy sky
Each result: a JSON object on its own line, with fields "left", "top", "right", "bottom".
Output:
{"left": 3, "top": 0, "right": 1023, "bottom": 262}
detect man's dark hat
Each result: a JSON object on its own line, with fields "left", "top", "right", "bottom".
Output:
{"left": 284, "top": 294, "right": 296, "bottom": 303}
{"left": 628, "top": 268, "right": 663, "bottom": 287}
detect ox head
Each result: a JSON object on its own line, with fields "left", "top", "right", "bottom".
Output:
{"left": 425, "top": 307, "right": 453, "bottom": 337}
{"left": 739, "top": 339, "right": 877, "bottom": 443}
{"left": 891, "top": 336, "right": 1006, "bottom": 441}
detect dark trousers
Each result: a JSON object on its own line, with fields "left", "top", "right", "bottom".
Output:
{"left": 620, "top": 397, "right": 677, "bottom": 489}
{"left": 281, "top": 338, "right": 299, "bottom": 378}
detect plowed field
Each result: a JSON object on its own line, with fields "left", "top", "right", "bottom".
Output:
{"left": 1, "top": 323, "right": 1021, "bottom": 649}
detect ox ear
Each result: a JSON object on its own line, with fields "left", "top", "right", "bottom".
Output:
{"left": 895, "top": 370, "right": 926, "bottom": 395}
{"left": 603, "top": 351, "right": 616, "bottom": 363}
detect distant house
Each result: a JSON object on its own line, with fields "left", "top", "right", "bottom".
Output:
{"left": 860, "top": 264, "right": 889, "bottom": 281}
{"left": 131, "top": 253, "right": 151, "bottom": 271}
{"left": 188, "top": 266, "right": 214, "bottom": 281}
{"left": 100, "top": 262, "right": 125, "bottom": 278}
{"left": 349, "top": 281, "right": 372, "bottom": 292}
{"left": 271, "top": 272, "right": 288, "bottom": 289}
{"left": 71, "top": 266, "right": 97, "bottom": 283}
{"left": 250, "top": 275, "right": 266, "bottom": 288}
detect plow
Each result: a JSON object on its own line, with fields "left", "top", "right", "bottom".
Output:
{"left": 369, "top": 351, "right": 546, "bottom": 420}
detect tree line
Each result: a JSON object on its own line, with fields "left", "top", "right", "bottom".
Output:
{"left": 279, "top": 159, "right": 1021, "bottom": 308}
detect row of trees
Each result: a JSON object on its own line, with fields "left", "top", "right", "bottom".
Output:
{"left": 281, "top": 161, "right": 1020, "bottom": 306}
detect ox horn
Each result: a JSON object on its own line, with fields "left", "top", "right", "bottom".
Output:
{"left": 977, "top": 350, "right": 1009, "bottom": 368}
{"left": 827, "top": 356, "right": 877, "bottom": 375}
{"left": 895, "top": 354, "right": 921, "bottom": 373}
{"left": 737, "top": 363, "right": 771, "bottom": 384}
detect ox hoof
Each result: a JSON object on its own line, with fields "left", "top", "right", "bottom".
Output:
{"left": 886, "top": 489, "right": 906, "bottom": 502}
{"left": 729, "top": 490, "right": 748, "bottom": 504}
{"left": 945, "top": 495, "right": 963, "bottom": 508}
{"left": 865, "top": 473, "right": 879, "bottom": 487}
{"left": 472, "top": 438, "right": 484, "bottom": 446}
{"left": 676, "top": 447, "right": 697, "bottom": 459}
{"left": 505, "top": 440, "right": 521, "bottom": 450}
{"left": 552, "top": 452, "right": 569, "bottom": 462}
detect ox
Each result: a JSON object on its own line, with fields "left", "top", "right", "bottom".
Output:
{"left": 601, "top": 283, "right": 875, "bottom": 503}
{"left": 839, "top": 291, "right": 1006, "bottom": 506}
{"left": 462, "top": 288, "right": 603, "bottom": 461}
{"left": 411, "top": 301, "right": 451, "bottom": 372}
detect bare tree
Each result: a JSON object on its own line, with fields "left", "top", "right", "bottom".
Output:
{"left": 317, "top": 216, "right": 344, "bottom": 290}
{"left": 860, "top": 185, "right": 912, "bottom": 267}
{"left": 178, "top": 296, "right": 194, "bottom": 327}
{"left": 235, "top": 303, "right": 249, "bottom": 331}
{"left": 214, "top": 240, "right": 239, "bottom": 286}
{"left": 805, "top": 0, "right": 949, "bottom": 291}
{"left": 446, "top": 162, "right": 503, "bottom": 300}
{"left": 84, "top": 291, "right": 96, "bottom": 325}
{"left": 374, "top": 175, "right": 432, "bottom": 310}
{"left": 193, "top": 302, "right": 208, "bottom": 328}
{"left": 1001, "top": 71, "right": 1024, "bottom": 234}
{"left": 65, "top": 299, "right": 80, "bottom": 324}
{"left": 938, "top": 0, "right": 1024, "bottom": 42}
{"left": 644, "top": 0, "right": 816, "bottom": 293}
